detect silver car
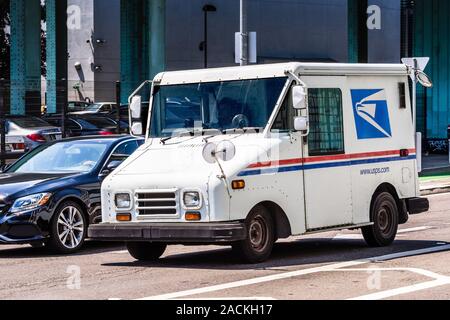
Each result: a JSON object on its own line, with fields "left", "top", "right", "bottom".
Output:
{"left": 3, "top": 116, "right": 62, "bottom": 153}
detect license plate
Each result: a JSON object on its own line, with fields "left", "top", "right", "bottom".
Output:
{"left": 5, "top": 144, "right": 11, "bottom": 152}
{"left": 55, "top": 134, "right": 62, "bottom": 140}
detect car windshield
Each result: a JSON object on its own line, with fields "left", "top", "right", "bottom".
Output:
{"left": 68, "top": 102, "right": 90, "bottom": 112}
{"left": 8, "top": 140, "right": 111, "bottom": 174}
{"left": 149, "top": 77, "right": 287, "bottom": 138}
{"left": 85, "top": 103, "right": 102, "bottom": 112}
{"left": 9, "top": 117, "right": 52, "bottom": 128}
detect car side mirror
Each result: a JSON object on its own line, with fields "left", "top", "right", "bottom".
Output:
{"left": 100, "top": 160, "right": 123, "bottom": 177}
{"left": 292, "top": 85, "right": 307, "bottom": 110}
{"left": 294, "top": 116, "right": 309, "bottom": 132}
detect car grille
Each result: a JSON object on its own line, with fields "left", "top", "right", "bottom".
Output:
{"left": 135, "top": 190, "right": 178, "bottom": 216}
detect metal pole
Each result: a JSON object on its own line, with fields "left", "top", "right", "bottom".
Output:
{"left": 116, "top": 81, "right": 121, "bottom": 134}
{"left": 204, "top": 10, "right": 207, "bottom": 68}
{"left": 0, "top": 79, "right": 6, "bottom": 168}
{"left": 412, "top": 59, "right": 422, "bottom": 172}
{"left": 61, "top": 78, "right": 66, "bottom": 138}
{"left": 240, "top": 0, "right": 248, "bottom": 66}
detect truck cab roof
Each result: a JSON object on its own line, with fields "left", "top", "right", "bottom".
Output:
{"left": 154, "top": 62, "right": 410, "bottom": 86}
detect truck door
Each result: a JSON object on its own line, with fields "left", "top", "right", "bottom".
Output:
{"left": 303, "top": 76, "right": 353, "bottom": 230}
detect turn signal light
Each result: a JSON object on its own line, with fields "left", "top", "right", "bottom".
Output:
{"left": 232, "top": 180, "right": 246, "bottom": 190}
{"left": 116, "top": 213, "right": 131, "bottom": 222}
{"left": 185, "top": 212, "right": 201, "bottom": 221}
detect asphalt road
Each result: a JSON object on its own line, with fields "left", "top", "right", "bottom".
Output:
{"left": 0, "top": 193, "right": 449, "bottom": 300}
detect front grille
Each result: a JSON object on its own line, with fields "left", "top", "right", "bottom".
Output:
{"left": 135, "top": 190, "right": 178, "bottom": 216}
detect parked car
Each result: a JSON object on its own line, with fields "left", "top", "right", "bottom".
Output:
{"left": 2, "top": 116, "right": 62, "bottom": 153}
{"left": 67, "top": 101, "right": 92, "bottom": 113}
{"left": 43, "top": 114, "right": 129, "bottom": 137}
{"left": 70, "top": 102, "right": 117, "bottom": 115}
{"left": 0, "top": 135, "right": 144, "bottom": 253}
{"left": 109, "top": 103, "right": 150, "bottom": 132}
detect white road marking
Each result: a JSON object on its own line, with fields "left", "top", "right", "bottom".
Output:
{"left": 398, "top": 226, "right": 434, "bottom": 233}
{"left": 134, "top": 245, "right": 450, "bottom": 300}
{"left": 179, "top": 297, "right": 277, "bottom": 301}
{"left": 333, "top": 226, "right": 434, "bottom": 241}
{"left": 349, "top": 279, "right": 450, "bottom": 300}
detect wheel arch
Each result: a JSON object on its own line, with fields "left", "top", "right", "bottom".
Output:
{"left": 252, "top": 201, "right": 292, "bottom": 239}
{"left": 371, "top": 183, "right": 408, "bottom": 224}
{"left": 52, "top": 195, "right": 90, "bottom": 225}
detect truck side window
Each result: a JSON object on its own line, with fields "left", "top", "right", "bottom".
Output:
{"left": 308, "top": 88, "right": 344, "bottom": 156}
{"left": 271, "top": 86, "right": 295, "bottom": 132}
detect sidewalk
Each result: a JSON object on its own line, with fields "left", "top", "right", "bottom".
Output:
{"left": 420, "top": 154, "right": 450, "bottom": 196}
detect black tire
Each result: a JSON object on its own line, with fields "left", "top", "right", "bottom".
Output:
{"left": 47, "top": 201, "right": 87, "bottom": 254}
{"left": 232, "top": 205, "right": 275, "bottom": 263}
{"left": 127, "top": 242, "right": 167, "bottom": 261}
{"left": 362, "top": 192, "right": 399, "bottom": 247}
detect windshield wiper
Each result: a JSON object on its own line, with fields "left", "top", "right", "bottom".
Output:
{"left": 222, "top": 127, "right": 264, "bottom": 135}
{"left": 160, "top": 128, "right": 220, "bottom": 145}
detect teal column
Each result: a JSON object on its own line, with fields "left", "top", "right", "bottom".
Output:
{"left": 46, "top": 0, "right": 68, "bottom": 114}
{"left": 347, "top": 0, "right": 368, "bottom": 63}
{"left": 148, "top": 0, "right": 166, "bottom": 79}
{"left": 10, "top": 0, "right": 41, "bottom": 115}
{"left": 120, "top": 0, "right": 146, "bottom": 104}
{"left": 348, "top": 0, "right": 359, "bottom": 63}
{"left": 121, "top": 0, "right": 165, "bottom": 103}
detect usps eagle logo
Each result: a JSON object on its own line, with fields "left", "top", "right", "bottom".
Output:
{"left": 351, "top": 89, "right": 392, "bottom": 140}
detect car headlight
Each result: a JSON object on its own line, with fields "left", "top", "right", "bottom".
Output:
{"left": 115, "top": 193, "right": 131, "bottom": 209}
{"left": 183, "top": 191, "right": 202, "bottom": 209}
{"left": 10, "top": 193, "right": 52, "bottom": 214}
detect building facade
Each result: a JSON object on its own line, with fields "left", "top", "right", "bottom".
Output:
{"left": 5, "top": 0, "right": 449, "bottom": 141}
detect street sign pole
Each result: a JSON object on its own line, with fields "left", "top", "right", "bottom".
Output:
{"left": 240, "top": 0, "right": 248, "bottom": 66}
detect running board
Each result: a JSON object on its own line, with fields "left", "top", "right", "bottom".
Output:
{"left": 306, "top": 222, "right": 374, "bottom": 235}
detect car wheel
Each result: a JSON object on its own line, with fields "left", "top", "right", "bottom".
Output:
{"left": 362, "top": 192, "right": 399, "bottom": 247}
{"left": 126, "top": 242, "right": 167, "bottom": 261}
{"left": 48, "top": 201, "right": 87, "bottom": 254}
{"left": 232, "top": 205, "right": 275, "bottom": 264}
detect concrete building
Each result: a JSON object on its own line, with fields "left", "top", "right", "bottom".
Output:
{"left": 4, "top": 0, "right": 449, "bottom": 143}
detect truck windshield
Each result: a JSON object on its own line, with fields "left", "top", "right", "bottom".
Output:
{"left": 149, "top": 77, "right": 288, "bottom": 137}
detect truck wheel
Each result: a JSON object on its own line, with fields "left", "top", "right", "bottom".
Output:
{"left": 362, "top": 192, "right": 399, "bottom": 247}
{"left": 48, "top": 201, "right": 87, "bottom": 254}
{"left": 232, "top": 205, "right": 275, "bottom": 263}
{"left": 126, "top": 242, "right": 167, "bottom": 261}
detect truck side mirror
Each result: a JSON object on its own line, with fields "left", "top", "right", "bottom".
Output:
{"left": 294, "top": 116, "right": 308, "bottom": 132}
{"left": 292, "top": 85, "right": 307, "bottom": 110}
{"left": 131, "top": 122, "right": 143, "bottom": 136}
{"left": 130, "top": 95, "right": 142, "bottom": 119}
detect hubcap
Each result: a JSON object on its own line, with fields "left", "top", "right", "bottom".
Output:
{"left": 377, "top": 204, "right": 393, "bottom": 236}
{"left": 57, "top": 206, "right": 84, "bottom": 249}
{"left": 249, "top": 215, "right": 268, "bottom": 253}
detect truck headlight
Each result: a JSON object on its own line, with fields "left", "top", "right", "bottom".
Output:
{"left": 115, "top": 193, "right": 131, "bottom": 209}
{"left": 183, "top": 191, "right": 202, "bottom": 209}
{"left": 10, "top": 193, "right": 52, "bottom": 214}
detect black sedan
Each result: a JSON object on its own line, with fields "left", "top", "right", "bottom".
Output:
{"left": 0, "top": 136, "right": 144, "bottom": 253}
{"left": 43, "top": 115, "right": 129, "bottom": 137}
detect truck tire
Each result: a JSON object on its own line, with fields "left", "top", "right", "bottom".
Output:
{"left": 362, "top": 192, "right": 399, "bottom": 247}
{"left": 126, "top": 242, "right": 167, "bottom": 261}
{"left": 232, "top": 205, "right": 275, "bottom": 263}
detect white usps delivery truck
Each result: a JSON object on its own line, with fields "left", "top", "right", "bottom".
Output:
{"left": 89, "top": 62, "right": 430, "bottom": 263}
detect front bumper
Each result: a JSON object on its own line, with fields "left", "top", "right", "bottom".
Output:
{"left": 0, "top": 222, "right": 47, "bottom": 244}
{"left": 88, "top": 222, "right": 247, "bottom": 244}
